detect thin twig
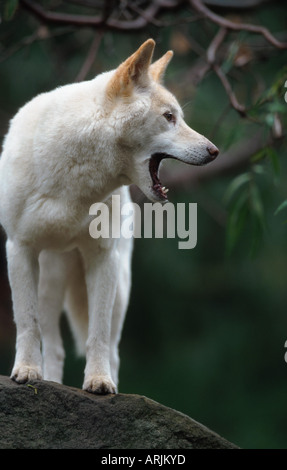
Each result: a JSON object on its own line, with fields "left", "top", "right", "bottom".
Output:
{"left": 206, "top": 27, "right": 227, "bottom": 64}
{"left": 63, "top": 0, "right": 104, "bottom": 9}
{"left": 126, "top": 3, "right": 166, "bottom": 27}
{"left": 74, "top": 31, "right": 103, "bottom": 82}
{"left": 20, "top": 0, "right": 104, "bottom": 27}
{"left": 206, "top": 27, "right": 247, "bottom": 116}
{"left": 213, "top": 65, "right": 247, "bottom": 116}
{"left": 190, "top": 0, "right": 287, "bottom": 49}
{"left": 128, "top": 3, "right": 198, "bottom": 28}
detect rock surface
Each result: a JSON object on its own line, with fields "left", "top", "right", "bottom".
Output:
{"left": 0, "top": 375, "right": 238, "bottom": 449}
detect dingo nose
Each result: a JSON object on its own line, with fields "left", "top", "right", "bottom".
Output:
{"left": 206, "top": 144, "right": 219, "bottom": 162}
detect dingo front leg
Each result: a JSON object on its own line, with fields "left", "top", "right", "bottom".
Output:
{"left": 109, "top": 237, "right": 133, "bottom": 388}
{"left": 81, "top": 244, "right": 119, "bottom": 394}
{"left": 6, "top": 240, "right": 42, "bottom": 383}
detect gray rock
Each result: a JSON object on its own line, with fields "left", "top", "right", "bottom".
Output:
{"left": 0, "top": 375, "right": 238, "bottom": 449}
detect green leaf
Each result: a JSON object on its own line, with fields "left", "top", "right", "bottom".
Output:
{"left": 222, "top": 41, "right": 239, "bottom": 74}
{"left": 267, "top": 147, "right": 280, "bottom": 179}
{"left": 265, "top": 113, "right": 275, "bottom": 128}
{"left": 224, "top": 173, "right": 250, "bottom": 205}
{"left": 249, "top": 183, "right": 265, "bottom": 230}
{"left": 249, "top": 214, "right": 264, "bottom": 257}
{"left": 267, "top": 101, "right": 287, "bottom": 114}
{"left": 225, "top": 176, "right": 267, "bottom": 255}
{"left": 225, "top": 190, "right": 249, "bottom": 255}
{"left": 4, "top": 0, "right": 18, "bottom": 21}
{"left": 252, "top": 164, "right": 265, "bottom": 177}
{"left": 251, "top": 149, "right": 267, "bottom": 164}
{"left": 274, "top": 199, "right": 287, "bottom": 216}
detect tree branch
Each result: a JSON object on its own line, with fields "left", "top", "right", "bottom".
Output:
{"left": 16, "top": 1, "right": 287, "bottom": 126}
{"left": 205, "top": 27, "right": 247, "bottom": 116}
{"left": 20, "top": 0, "right": 104, "bottom": 27}
{"left": 206, "top": 26, "right": 227, "bottom": 64}
{"left": 19, "top": 0, "right": 287, "bottom": 47}
{"left": 190, "top": 0, "right": 287, "bottom": 49}
{"left": 19, "top": 0, "right": 163, "bottom": 31}
{"left": 214, "top": 65, "right": 247, "bottom": 116}
{"left": 74, "top": 31, "right": 103, "bottom": 82}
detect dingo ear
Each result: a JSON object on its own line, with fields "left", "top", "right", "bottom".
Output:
{"left": 150, "top": 50, "right": 173, "bottom": 83}
{"left": 106, "top": 39, "right": 155, "bottom": 100}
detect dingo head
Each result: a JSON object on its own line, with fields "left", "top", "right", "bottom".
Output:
{"left": 106, "top": 39, "right": 219, "bottom": 202}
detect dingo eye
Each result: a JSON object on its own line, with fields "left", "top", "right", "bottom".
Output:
{"left": 163, "top": 112, "right": 175, "bottom": 123}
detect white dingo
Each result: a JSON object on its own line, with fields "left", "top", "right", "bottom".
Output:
{"left": 0, "top": 39, "right": 218, "bottom": 394}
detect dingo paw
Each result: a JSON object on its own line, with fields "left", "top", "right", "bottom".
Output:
{"left": 11, "top": 365, "right": 42, "bottom": 383}
{"left": 83, "top": 375, "right": 116, "bottom": 395}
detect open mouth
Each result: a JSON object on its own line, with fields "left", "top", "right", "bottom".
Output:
{"left": 149, "top": 153, "right": 173, "bottom": 200}
{"left": 148, "top": 146, "right": 219, "bottom": 200}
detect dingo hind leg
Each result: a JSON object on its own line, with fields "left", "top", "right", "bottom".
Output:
{"left": 64, "top": 249, "right": 89, "bottom": 358}
{"left": 38, "top": 250, "right": 68, "bottom": 383}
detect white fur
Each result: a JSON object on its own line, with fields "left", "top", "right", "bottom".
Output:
{"left": 0, "top": 40, "right": 218, "bottom": 393}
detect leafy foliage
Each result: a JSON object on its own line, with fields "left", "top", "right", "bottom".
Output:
{"left": 3, "top": 0, "right": 18, "bottom": 21}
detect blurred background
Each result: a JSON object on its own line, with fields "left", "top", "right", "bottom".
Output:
{"left": 1, "top": 0, "right": 287, "bottom": 449}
